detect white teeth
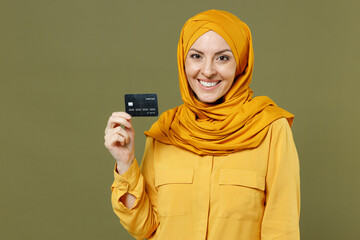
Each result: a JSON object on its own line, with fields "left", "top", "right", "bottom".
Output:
{"left": 199, "top": 80, "right": 219, "bottom": 87}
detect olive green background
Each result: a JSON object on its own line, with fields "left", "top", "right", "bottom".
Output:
{"left": 1, "top": 0, "right": 359, "bottom": 239}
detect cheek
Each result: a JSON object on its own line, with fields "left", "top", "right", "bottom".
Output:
{"left": 222, "top": 63, "right": 237, "bottom": 83}
{"left": 219, "top": 65, "right": 236, "bottom": 91}
{"left": 185, "top": 61, "right": 196, "bottom": 78}
{"left": 184, "top": 62, "right": 196, "bottom": 92}
{"left": 222, "top": 62, "right": 237, "bottom": 77}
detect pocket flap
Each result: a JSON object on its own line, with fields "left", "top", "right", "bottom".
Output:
{"left": 155, "top": 169, "right": 194, "bottom": 187}
{"left": 219, "top": 169, "right": 265, "bottom": 191}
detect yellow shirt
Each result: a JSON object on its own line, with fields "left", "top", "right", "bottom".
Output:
{"left": 111, "top": 118, "right": 300, "bottom": 239}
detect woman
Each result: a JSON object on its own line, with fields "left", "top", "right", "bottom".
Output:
{"left": 104, "top": 9, "right": 300, "bottom": 240}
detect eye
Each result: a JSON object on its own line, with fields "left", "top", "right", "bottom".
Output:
{"left": 190, "top": 54, "right": 201, "bottom": 59}
{"left": 217, "top": 55, "right": 230, "bottom": 61}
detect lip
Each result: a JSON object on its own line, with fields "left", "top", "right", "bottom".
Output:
{"left": 197, "top": 79, "right": 221, "bottom": 90}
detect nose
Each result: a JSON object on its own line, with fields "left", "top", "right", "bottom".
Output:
{"left": 201, "top": 59, "right": 216, "bottom": 78}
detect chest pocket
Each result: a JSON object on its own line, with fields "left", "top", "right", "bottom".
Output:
{"left": 155, "top": 169, "right": 194, "bottom": 216}
{"left": 219, "top": 169, "right": 265, "bottom": 221}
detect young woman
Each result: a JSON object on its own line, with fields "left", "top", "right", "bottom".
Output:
{"left": 104, "top": 9, "right": 300, "bottom": 240}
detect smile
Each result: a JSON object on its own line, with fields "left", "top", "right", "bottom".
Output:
{"left": 198, "top": 80, "right": 221, "bottom": 88}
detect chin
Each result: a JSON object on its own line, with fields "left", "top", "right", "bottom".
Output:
{"left": 196, "top": 95, "right": 222, "bottom": 104}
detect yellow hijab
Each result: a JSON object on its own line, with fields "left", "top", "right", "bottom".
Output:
{"left": 145, "top": 9, "right": 294, "bottom": 156}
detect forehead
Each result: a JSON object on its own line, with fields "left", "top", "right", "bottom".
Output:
{"left": 189, "top": 30, "right": 232, "bottom": 52}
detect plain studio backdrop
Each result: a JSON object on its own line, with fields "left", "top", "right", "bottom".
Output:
{"left": 1, "top": 0, "right": 359, "bottom": 239}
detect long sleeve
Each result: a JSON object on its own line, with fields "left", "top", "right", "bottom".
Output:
{"left": 261, "top": 118, "right": 301, "bottom": 239}
{"left": 111, "top": 137, "right": 159, "bottom": 239}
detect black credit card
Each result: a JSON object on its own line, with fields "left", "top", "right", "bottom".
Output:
{"left": 125, "top": 94, "right": 158, "bottom": 117}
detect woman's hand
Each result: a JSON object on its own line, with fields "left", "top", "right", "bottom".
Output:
{"left": 104, "top": 112, "right": 135, "bottom": 174}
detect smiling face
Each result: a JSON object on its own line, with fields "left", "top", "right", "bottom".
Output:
{"left": 184, "top": 30, "right": 237, "bottom": 103}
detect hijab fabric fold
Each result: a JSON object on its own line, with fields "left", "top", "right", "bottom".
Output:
{"left": 145, "top": 9, "right": 294, "bottom": 156}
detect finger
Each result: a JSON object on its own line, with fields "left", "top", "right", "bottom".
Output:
{"left": 111, "top": 112, "right": 132, "bottom": 120}
{"left": 105, "top": 133, "right": 126, "bottom": 148}
{"left": 106, "top": 113, "right": 128, "bottom": 128}
{"left": 107, "top": 116, "right": 132, "bottom": 130}
{"left": 105, "top": 112, "right": 131, "bottom": 133}
{"left": 106, "top": 126, "right": 130, "bottom": 144}
{"left": 117, "top": 127, "right": 131, "bottom": 144}
{"left": 115, "top": 135, "right": 126, "bottom": 146}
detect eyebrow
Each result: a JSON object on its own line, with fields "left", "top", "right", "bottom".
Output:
{"left": 188, "top": 48, "right": 232, "bottom": 55}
